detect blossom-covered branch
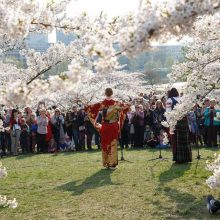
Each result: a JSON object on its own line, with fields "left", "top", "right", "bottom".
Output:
{"left": 165, "top": 14, "right": 220, "bottom": 128}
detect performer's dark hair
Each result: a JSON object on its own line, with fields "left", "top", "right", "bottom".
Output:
{"left": 105, "top": 88, "right": 113, "bottom": 97}
{"left": 168, "top": 88, "right": 179, "bottom": 98}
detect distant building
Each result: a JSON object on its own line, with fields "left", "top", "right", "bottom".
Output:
{"left": 2, "top": 31, "right": 75, "bottom": 67}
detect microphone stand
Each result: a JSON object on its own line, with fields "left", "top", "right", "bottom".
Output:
{"left": 119, "top": 142, "right": 133, "bottom": 163}
{"left": 148, "top": 145, "right": 168, "bottom": 161}
{"left": 195, "top": 132, "right": 205, "bottom": 160}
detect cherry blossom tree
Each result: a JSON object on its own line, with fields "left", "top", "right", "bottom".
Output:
{"left": 165, "top": 14, "right": 220, "bottom": 128}
{"left": 0, "top": 0, "right": 219, "bottom": 109}
{"left": 28, "top": 71, "right": 146, "bottom": 108}
{"left": 0, "top": 0, "right": 219, "bottom": 118}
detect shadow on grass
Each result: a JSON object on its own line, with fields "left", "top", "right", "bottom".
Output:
{"left": 16, "top": 153, "right": 36, "bottom": 160}
{"left": 161, "top": 187, "right": 217, "bottom": 219}
{"left": 126, "top": 148, "right": 146, "bottom": 151}
{"left": 203, "top": 147, "right": 220, "bottom": 151}
{"left": 156, "top": 163, "right": 220, "bottom": 219}
{"left": 57, "top": 169, "right": 121, "bottom": 196}
{"left": 61, "top": 149, "right": 102, "bottom": 156}
{"left": 159, "top": 163, "right": 192, "bottom": 184}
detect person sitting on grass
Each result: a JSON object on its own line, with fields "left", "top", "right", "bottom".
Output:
{"left": 156, "top": 130, "right": 169, "bottom": 149}
{"left": 146, "top": 132, "right": 158, "bottom": 148}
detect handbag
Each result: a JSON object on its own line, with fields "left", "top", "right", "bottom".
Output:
{"left": 12, "top": 125, "right": 16, "bottom": 137}
{"left": 79, "top": 125, "right": 85, "bottom": 131}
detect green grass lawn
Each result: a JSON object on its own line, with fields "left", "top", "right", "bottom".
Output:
{"left": 0, "top": 147, "right": 220, "bottom": 220}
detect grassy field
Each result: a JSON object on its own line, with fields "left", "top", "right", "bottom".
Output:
{"left": 0, "top": 147, "right": 220, "bottom": 220}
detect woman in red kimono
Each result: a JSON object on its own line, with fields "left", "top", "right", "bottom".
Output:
{"left": 85, "top": 88, "right": 129, "bottom": 170}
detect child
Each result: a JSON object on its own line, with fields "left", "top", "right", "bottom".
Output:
{"left": 156, "top": 130, "right": 169, "bottom": 149}
{"left": 144, "top": 125, "right": 152, "bottom": 142}
{"left": 146, "top": 132, "right": 158, "bottom": 148}
{"left": 20, "top": 118, "right": 30, "bottom": 154}
{"left": 64, "top": 134, "right": 75, "bottom": 151}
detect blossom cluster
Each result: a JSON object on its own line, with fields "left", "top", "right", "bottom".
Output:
{"left": 206, "top": 154, "right": 220, "bottom": 189}
{"left": 0, "top": 162, "right": 7, "bottom": 178}
{"left": 0, "top": 196, "right": 18, "bottom": 209}
{"left": 0, "top": 162, "right": 17, "bottom": 209}
{"left": 118, "top": 0, "right": 220, "bottom": 56}
{"left": 27, "top": 71, "right": 147, "bottom": 109}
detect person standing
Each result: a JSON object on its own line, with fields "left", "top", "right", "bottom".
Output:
{"left": 85, "top": 114, "right": 95, "bottom": 150}
{"left": 36, "top": 109, "right": 48, "bottom": 153}
{"left": 128, "top": 108, "right": 135, "bottom": 148}
{"left": 202, "top": 98, "right": 211, "bottom": 146}
{"left": 0, "top": 113, "right": 6, "bottom": 156}
{"left": 152, "top": 100, "right": 166, "bottom": 136}
{"left": 4, "top": 108, "right": 12, "bottom": 154}
{"left": 71, "top": 105, "right": 79, "bottom": 151}
{"left": 119, "top": 113, "right": 129, "bottom": 149}
{"left": 46, "top": 111, "right": 53, "bottom": 152}
{"left": 29, "top": 113, "right": 37, "bottom": 152}
{"left": 51, "top": 109, "right": 65, "bottom": 152}
{"left": 166, "top": 88, "right": 192, "bottom": 163}
{"left": 194, "top": 103, "right": 204, "bottom": 146}
{"left": 78, "top": 108, "right": 86, "bottom": 151}
{"left": 20, "top": 118, "right": 30, "bottom": 154}
{"left": 64, "top": 111, "right": 73, "bottom": 143}
{"left": 10, "top": 109, "right": 21, "bottom": 156}
{"left": 133, "top": 105, "right": 145, "bottom": 148}
{"left": 24, "top": 107, "right": 32, "bottom": 152}
{"left": 204, "top": 99, "right": 220, "bottom": 147}
{"left": 85, "top": 88, "right": 129, "bottom": 169}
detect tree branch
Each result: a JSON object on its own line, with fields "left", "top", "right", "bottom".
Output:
{"left": 26, "top": 60, "right": 62, "bottom": 85}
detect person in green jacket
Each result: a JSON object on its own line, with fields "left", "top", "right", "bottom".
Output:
{"left": 204, "top": 99, "right": 220, "bottom": 147}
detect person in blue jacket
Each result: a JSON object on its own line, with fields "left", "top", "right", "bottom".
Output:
{"left": 204, "top": 99, "right": 220, "bottom": 147}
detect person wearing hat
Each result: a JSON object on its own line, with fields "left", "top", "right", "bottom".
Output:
{"left": 85, "top": 88, "right": 130, "bottom": 170}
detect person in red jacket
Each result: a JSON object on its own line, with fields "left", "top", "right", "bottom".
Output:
{"left": 46, "top": 111, "right": 53, "bottom": 152}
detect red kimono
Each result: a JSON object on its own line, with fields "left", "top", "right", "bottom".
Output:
{"left": 85, "top": 99, "right": 129, "bottom": 168}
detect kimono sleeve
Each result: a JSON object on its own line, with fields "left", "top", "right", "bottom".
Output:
{"left": 84, "top": 103, "right": 102, "bottom": 126}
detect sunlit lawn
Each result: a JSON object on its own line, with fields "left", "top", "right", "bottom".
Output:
{"left": 0, "top": 147, "right": 220, "bottom": 220}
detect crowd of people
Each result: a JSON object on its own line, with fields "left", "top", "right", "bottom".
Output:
{"left": 0, "top": 89, "right": 219, "bottom": 157}
{"left": 0, "top": 104, "right": 101, "bottom": 156}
